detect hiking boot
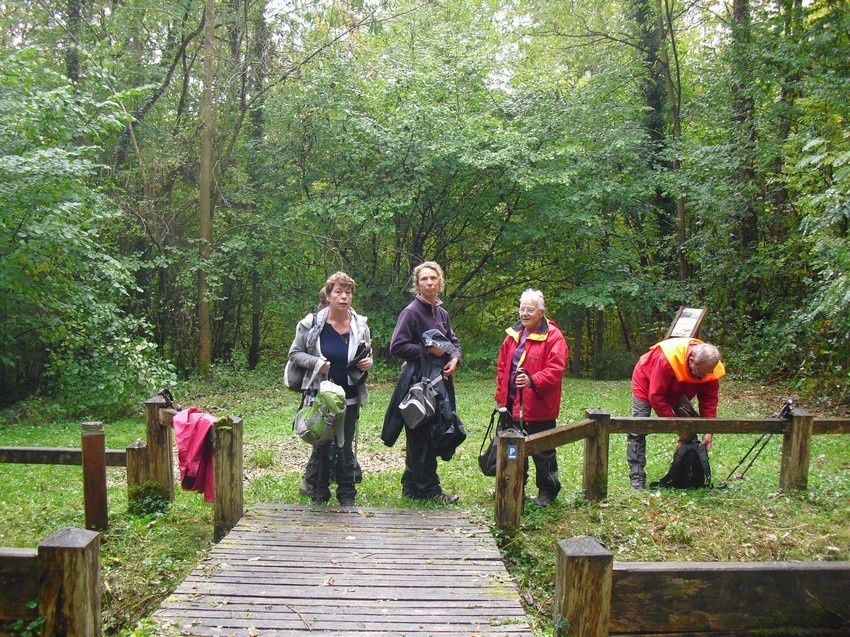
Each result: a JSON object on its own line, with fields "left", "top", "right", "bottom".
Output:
{"left": 311, "top": 497, "right": 328, "bottom": 505}
{"left": 534, "top": 492, "right": 553, "bottom": 508}
{"left": 431, "top": 492, "right": 459, "bottom": 505}
{"left": 299, "top": 479, "right": 313, "bottom": 497}
{"left": 630, "top": 476, "right": 646, "bottom": 489}
{"left": 338, "top": 497, "right": 356, "bottom": 506}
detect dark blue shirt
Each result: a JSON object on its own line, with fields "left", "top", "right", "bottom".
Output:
{"left": 320, "top": 323, "right": 356, "bottom": 398}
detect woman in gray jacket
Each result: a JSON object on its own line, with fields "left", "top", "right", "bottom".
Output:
{"left": 288, "top": 271, "right": 372, "bottom": 505}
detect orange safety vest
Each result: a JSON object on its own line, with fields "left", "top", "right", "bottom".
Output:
{"left": 652, "top": 338, "right": 726, "bottom": 384}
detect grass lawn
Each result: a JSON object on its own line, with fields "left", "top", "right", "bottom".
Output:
{"left": 1, "top": 367, "right": 848, "bottom": 635}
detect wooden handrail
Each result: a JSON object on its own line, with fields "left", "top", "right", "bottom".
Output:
{"left": 0, "top": 548, "right": 38, "bottom": 623}
{"left": 0, "top": 447, "right": 126, "bottom": 466}
{"left": 813, "top": 417, "right": 850, "bottom": 434}
{"left": 608, "top": 417, "right": 788, "bottom": 434}
{"left": 555, "top": 536, "right": 850, "bottom": 636}
{"left": 524, "top": 419, "right": 596, "bottom": 456}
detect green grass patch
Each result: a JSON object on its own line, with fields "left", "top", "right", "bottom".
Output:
{"left": 1, "top": 369, "right": 848, "bottom": 635}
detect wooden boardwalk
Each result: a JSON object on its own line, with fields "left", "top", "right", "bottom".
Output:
{"left": 154, "top": 504, "right": 533, "bottom": 636}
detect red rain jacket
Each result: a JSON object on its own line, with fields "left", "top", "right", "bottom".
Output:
{"left": 631, "top": 338, "right": 725, "bottom": 418}
{"left": 495, "top": 318, "right": 568, "bottom": 422}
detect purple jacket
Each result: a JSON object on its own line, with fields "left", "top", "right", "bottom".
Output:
{"left": 389, "top": 296, "right": 461, "bottom": 361}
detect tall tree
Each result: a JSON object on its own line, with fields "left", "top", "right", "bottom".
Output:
{"left": 198, "top": 0, "right": 216, "bottom": 372}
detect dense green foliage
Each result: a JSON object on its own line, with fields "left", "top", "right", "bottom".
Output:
{"left": 0, "top": 0, "right": 848, "bottom": 412}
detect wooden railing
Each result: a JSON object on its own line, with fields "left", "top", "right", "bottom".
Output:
{"left": 139, "top": 395, "right": 245, "bottom": 542}
{"left": 554, "top": 535, "right": 850, "bottom": 636}
{"left": 495, "top": 408, "right": 850, "bottom": 531}
{"left": 0, "top": 394, "right": 244, "bottom": 541}
{"left": 0, "top": 422, "right": 110, "bottom": 531}
{"left": 0, "top": 528, "right": 101, "bottom": 636}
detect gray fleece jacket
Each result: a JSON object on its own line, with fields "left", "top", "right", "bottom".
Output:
{"left": 287, "top": 306, "right": 371, "bottom": 405}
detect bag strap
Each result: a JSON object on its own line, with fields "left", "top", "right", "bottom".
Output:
{"left": 479, "top": 408, "right": 498, "bottom": 455}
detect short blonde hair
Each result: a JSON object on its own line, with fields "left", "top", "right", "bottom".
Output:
{"left": 519, "top": 289, "right": 545, "bottom": 311}
{"left": 410, "top": 261, "right": 445, "bottom": 295}
{"left": 324, "top": 271, "right": 355, "bottom": 296}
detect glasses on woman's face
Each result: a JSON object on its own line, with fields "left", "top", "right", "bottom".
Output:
{"left": 518, "top": 306, "right": 539, "bottom": 316}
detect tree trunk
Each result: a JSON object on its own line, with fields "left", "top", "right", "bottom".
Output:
{"left": 198, "top": 0, "right": 216, "bottom": 373}
{"left": 570, "top": 308, "right": 584, "bottom": 377}
{"left": 65, "top": 0, "right": 82, "bottom": 83}
{"left": 247, "top": 262, "right": 262, "bottom": 369}
{"left": 654, "top": 0, "right": 690, "bottom": 280}
{"left": 593, "top": 309, "right": 605, "bottom": 378}
{"left": 731, "top": 0, "right": 759, "bottom": 250}
{"left": 631, "top": 0, "right": 677, "bottom": 240}
{"left": 766, "top": 0, "right": 803, "bottom": 240}
{"left": 246, "top": 0, "right": 267, "bottom": 371}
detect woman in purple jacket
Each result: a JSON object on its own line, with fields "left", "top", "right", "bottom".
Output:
{"left": 383, "top": 262, "right": 461, "bottom": 504}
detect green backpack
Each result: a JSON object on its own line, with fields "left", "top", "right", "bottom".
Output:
{"left": 294, "top": 380, "right": 346, "bottom": 445}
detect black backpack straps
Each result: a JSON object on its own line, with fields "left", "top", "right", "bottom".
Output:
{"left": 698, "top": 443, "right": 712, "bottom": 484}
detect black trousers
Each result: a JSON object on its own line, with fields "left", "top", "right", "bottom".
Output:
{"left": 523, "top": 420, "right": 561, "bottom": 497}
{"left": 401, "top": 421, "right": 442, "bottom": 499}
{"left": 312, "top": 404, "right": 359, "bottom": 503}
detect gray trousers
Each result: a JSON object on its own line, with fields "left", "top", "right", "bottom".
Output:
{"left": 627, "top": 397, "right": 652, "bottom": 483}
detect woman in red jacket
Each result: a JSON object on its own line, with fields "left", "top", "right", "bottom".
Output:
{"left": 495, "top": 289, "right": 568, "bottom": 507}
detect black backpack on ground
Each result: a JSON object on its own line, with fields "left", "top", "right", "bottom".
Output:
{"left": 651, "top": 438, "right": 712, "bottom": 488}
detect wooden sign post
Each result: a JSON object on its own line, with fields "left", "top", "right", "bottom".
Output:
{"left": 665, "top": 307, "right": 707, "bottom": 339}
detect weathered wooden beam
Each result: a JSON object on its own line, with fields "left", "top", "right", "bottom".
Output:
{"left": 524, "top": 419, "right": 596, "bottom": 456}
{"left": 813, "top": 417, "right": 850, "bottom": 434}
{"left": 554, "top": 536, "right": 612, "bottom": 637}
{"left": 38, "top": 528, "right": 101, "bottom": 637}
{"left": 610, "top": 560, "right": 850, "bottom": 634}
{"left": 780, "top": 407, "right": 813, "bottom": 491}
{"left": 145, "top": 395, "right": 175, "bottom": 501}
{"left": 213, "top": 416, "right": 244, "bottom": 543}
{"left": 0, "top": 548, "right": 38, "bottom": 622}
{"left": 583, "top": 410, "right": 609, "bottom": 502}
{"left": 158, "top": 407, "right": 176, "bottom": 427}
{"left": 494, "top": 428, "right": 526, "bottom": 533}
{"left": 81, "top": 422, "right": 108, "bottom": 531}
{"left": 125, "top": 439, "right": 149, "bottom": 492}
{"left": 0, "top": 447, "right": 126, "bottom": 466}
{"left": 609, "top": 417, "right": 787, "bottom": 435}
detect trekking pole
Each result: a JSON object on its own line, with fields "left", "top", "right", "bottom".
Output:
{"left": 721, "top": 432, "right": 771, "bottom": 484}
{"left": 517, "top": 368, "right": 528, "bottom": 435}
{"left": 719, "top": 398, "right": 796, "bottom": 486}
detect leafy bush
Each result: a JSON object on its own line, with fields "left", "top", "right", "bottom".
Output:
{"left": 0, "top": 49, "right": 173, "bottom": 416}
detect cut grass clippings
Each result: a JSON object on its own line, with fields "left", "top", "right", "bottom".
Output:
{"left": 0, "top": 366, "right": 848, "bottom": 635}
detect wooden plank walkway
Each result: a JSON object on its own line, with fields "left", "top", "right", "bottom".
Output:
{"left": 154, "top": 504, "right": 533, "bottom": 636}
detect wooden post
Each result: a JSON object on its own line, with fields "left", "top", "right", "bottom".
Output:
{"left": 81, "top": 422, "right": 108, "bottom": 531}
{"left": 494, "top": 428, "right": 526, "bottom": 533}
{"left": 214, "top": 416, "right": 243, "bottom": 542}
{"left": 144, "top": 395, "right": 174, "bottom": 501}
{"left": 125, "top": 439, "right": 149, "bottom": 492}
{"left": 555, "top": 536, "right": 612, "bottom": 637}
{"left": 583, "top": 409, "right": 610, "bottom": 502}
{"left": 780, "top": 407, "right": 813, "bottom": 491}
{"left": 38, "top": 528, "right": 101, "bottom": 637}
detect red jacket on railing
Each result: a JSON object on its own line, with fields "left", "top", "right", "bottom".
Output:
{"left": 173, "top": 408, "right": 216, "bottom": 503}
{"left": 495, "top": 318, "right": 568, "bottom": 422}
